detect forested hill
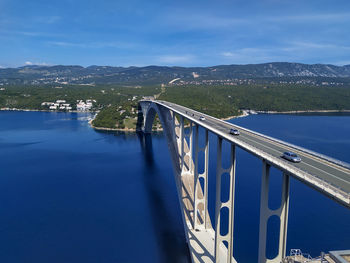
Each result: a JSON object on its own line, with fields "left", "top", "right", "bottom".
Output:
{"left": 1, "top": 62, "right": 350, "bottom": 85}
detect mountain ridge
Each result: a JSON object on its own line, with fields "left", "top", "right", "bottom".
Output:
{"left": 1, "top": 62, "right": 350, "bottom": 85}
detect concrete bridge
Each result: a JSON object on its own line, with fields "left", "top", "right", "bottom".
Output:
{"left": 137, "top": 99, "right": 350, "bottom": 263}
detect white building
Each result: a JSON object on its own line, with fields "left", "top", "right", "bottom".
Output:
{"left": 43, "top": 100, "right": 71, "bottom": 111}
{"left": 41, "top": 102, "right": 54, "bottom": 106}
{"left": 76, "top": 100, "right": 93, "bottom": 111}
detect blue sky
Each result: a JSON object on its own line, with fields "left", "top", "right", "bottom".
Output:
{"left": 1, "top": 0, "right": 350, "bottom": 67}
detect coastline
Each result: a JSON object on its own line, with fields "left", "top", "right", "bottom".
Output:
{"left": 256, "top": 109, "right": 350, "bottom": 114}
{"left": 89, "top": 119, "right": 143, "bottom": 132}
{"left": 3, "top": 107, "right": 350, "bottom": 132}
{"left": 0, "top": 107, "right": 97, "bottom": 114}
{"left": 88, "top": 108, "right": 350, "bottom": 132}
{"left": 221, "top": 111, "right": 249, "bottom": 120}
{"left": 89, "top": 110, "right": 249, "bottom": 132}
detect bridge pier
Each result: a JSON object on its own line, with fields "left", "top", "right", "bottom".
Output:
{"left": 180, "top": 116, "right": 194, "bottom": 175}
{"left": 258, "top": 160, "right": 290, "bottom": 263}
{"left": 214, "top": 137, "right": 237, "bottom": 263}
{"left": 180, "top": 115, "right": 185, "bottom": 172}
{"left": 194, "top": 126, "right": 209, "bottom": 230}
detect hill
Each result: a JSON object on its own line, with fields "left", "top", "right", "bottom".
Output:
{"left": 1, "top": 62, "right": 350, "bottom": 86}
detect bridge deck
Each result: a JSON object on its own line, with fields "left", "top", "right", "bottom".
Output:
{"left": 157, "top": 100, "right": 350, "bottom": 208}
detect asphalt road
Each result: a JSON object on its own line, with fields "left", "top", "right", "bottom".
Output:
{"left": 157, "top": 100, "right": 350, "bottom": 195}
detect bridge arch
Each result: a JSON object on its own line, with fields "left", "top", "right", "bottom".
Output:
{"left": 139, "top": 101, "right": 182, "bottom": 174}
{"left": 144, "top": 103, "right": 162, "bottom": 133}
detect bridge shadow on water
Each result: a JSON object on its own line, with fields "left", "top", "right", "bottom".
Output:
{"left": 138, "top": 132, "right": 191, "bottom": 263}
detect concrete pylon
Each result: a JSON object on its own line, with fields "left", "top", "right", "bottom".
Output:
{"left": 194, "top": 125, "right": 209, "bottom": 230}
{"left": 258, "top": 160, "right": 290, "bottom": 263}
{"left": 214, "top": 137, "right": 237, "bottom": 263}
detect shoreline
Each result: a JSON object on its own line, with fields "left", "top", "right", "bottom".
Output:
{"left": 89, "top": 111, "right": 249, "bottom": 132}
{"left": 257, "top": 109, "right": 350, "bottom": 114}
{"left": 2, "top": 107, "right": 350, "bottom": 132}
{"left": 0, "top": 107, "right": 97, "bottom": 114}
{"left": 85, "top": 108, "right": 350, "bottom": 132}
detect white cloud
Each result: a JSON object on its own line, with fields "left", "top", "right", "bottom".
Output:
{"left": 46, "top": 16, "right": 61, "bottom": 24}
{"left": 156, "top": 55, "right": 195, "bottom": 64}
{"left": 48, "top": 41, "right": 137, "bottom": 49}
{"left": 161, "top": 10, "right": 350, "bottom": 32}
{"left": 282, "top": 41, "right": 350, "bottom": 52}
{"left": 24, "top": 61, "right": 50, "bottom": 66}
{"left": 220, "top": 48, "right": 286, "bottom": 64}
{"left": 0, "top": 30, "right": 63, "bottom": 38}
{"left": 49, "top": 41, "right": 86, "bottom": 48}
{"left": 221, "top": 41, "right": 350, "bottom": 65}
{"left": 267, "top": 13, "right": 350, "bottom": 23}
{"left": 161, "top": 12, "right": 249, "bottom": 31}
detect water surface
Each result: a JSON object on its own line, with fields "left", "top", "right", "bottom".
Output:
{"left": 0, "top": 111, "right": 349, "bottom": 263}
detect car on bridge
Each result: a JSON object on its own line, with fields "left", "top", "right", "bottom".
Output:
{"left": 282, "top": 151, "right": 301, "bottom": 163}
{"left": 229, "top": 128, "right": 240, "bottom": 135}
{"left": 199, "top": 116, "right": 206, "bottom": 121}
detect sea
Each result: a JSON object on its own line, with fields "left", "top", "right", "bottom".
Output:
{"left": 0, "top": 111, "right": 349, "bottom": 263}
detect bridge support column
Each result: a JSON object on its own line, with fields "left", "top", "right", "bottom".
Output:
{"left": 258, "top": 160, "right": 290, "bottom": 263}
{"left": 180, "top": 115, "right": 185, "bottom": 172}
{"left": 214, "top": 137, "right": 236, "bottom": 263}
{"left": 194, "top": 126, "right": 209, "bottom": 230}
{"left": 180, "top": 118, "right": 194, "bottom": 175}
{"left": 188, "top": 121, "right": 193, "bottom": 174}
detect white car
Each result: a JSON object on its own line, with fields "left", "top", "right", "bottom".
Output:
{"left": 199, "top": 116, "right": 205, "bottom": 121}
{"left": 282, "top": 151, "right": 301, "bottom": 163}
{"left": 229, "top": 128, "right": 240, "bottom": 135}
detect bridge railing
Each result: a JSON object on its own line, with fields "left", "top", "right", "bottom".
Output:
{"left": 229, "top": 127, "right": 350, "bottom": 206}
{"left": 156, "top": 100, "right": 350, "bottom": 170}
{"left": 190, "top": 107, "right": 350, "bottom": 170}
{"left": 151, "top": 100, "right": 350, "bottom": 206}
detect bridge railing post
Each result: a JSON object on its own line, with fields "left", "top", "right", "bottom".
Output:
{"left": 214, "top": 137, "right": 237, "bottom": 263}
{"left": 258, "top": 160, "right": 290, "bottom": 263}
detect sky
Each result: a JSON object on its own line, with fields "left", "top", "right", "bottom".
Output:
{"left": 1, "top": 0, "right": 350, "bottom": 67}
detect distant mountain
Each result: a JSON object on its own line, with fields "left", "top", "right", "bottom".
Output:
{"left": 1, "top": 62, "right": 350, "bottom": 85}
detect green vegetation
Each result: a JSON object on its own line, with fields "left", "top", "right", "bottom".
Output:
{"left": 0, "top": 84, "right": 159, "bottom": 110}
{"left": 159, "top": 84, "right": 350, "bottom": 114}
{"left": 1, "top": 82, "right": 350, "bottom": 130}
{"left": 91, "top": 106, "right": 123, "bottom": 129}
{"left": 91, "top": 102, "right": 138, "bottom": 129}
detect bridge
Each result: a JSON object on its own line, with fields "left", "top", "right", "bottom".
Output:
{"left": 137, "top": 99, "right": 350, "bottom": 263}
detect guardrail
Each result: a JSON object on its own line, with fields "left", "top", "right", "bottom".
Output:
{"left": 221, "top": 124, "right": 350, "bottom": 206}
{"left": 156, "top": 100, "right": 350, "bottom": 170}
{"left": 143, "top": 100, "right": 350, "bottom": 207}
{"left": 221, "top": 119, "right": 350, "bottom": 170}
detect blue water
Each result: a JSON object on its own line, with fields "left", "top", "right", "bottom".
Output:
{"left": 0, "top": 111, "right": 349, "bottom": 263}
{"left": 228, "top": 114, "right": 350, "bottom": 262}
